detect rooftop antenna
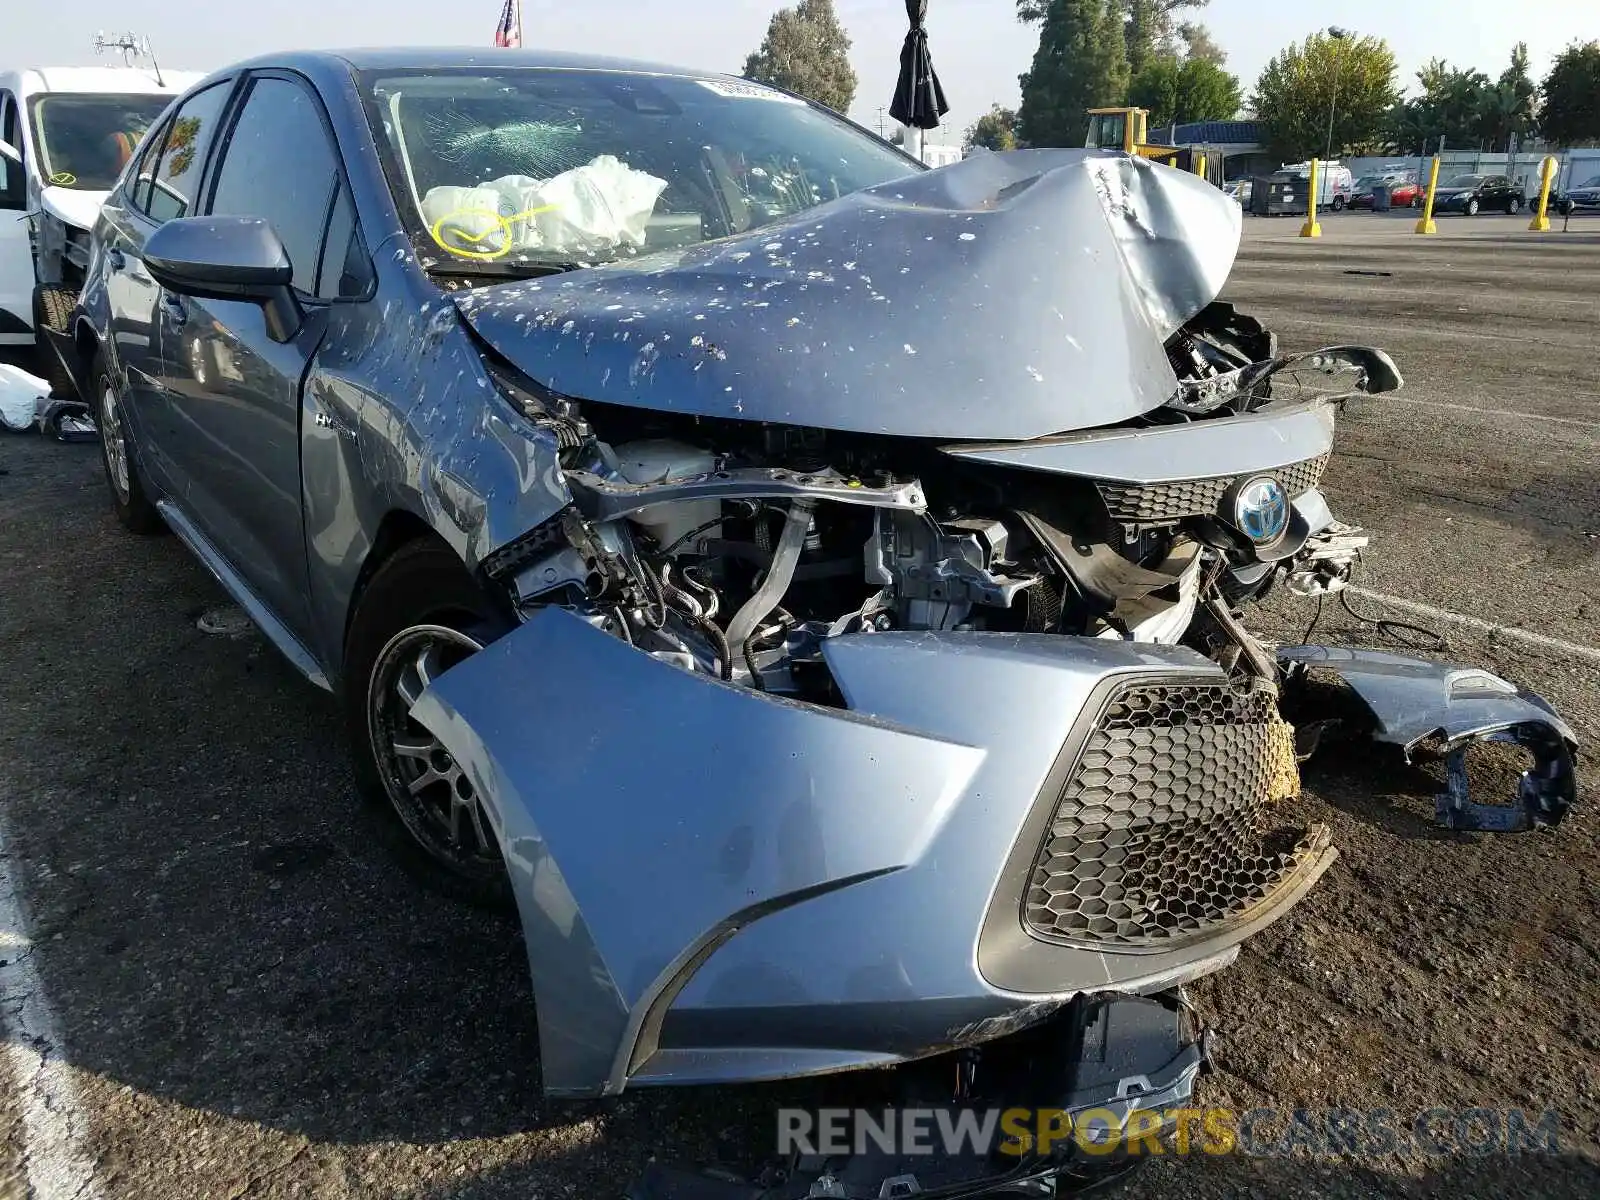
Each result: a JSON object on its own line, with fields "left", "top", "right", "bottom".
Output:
{"left": 93, "top": 31, "right": 166, "bottom": 87}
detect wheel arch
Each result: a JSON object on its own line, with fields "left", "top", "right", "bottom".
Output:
{"left": 72, "top": 315, "right": 101, "bottom": 378}
{"left": 341, "top": 508, "right": 445, "bottom": 652}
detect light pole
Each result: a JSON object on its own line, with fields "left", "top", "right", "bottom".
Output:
{"left": 1324, "top": 27, "right": 1351, "bottom": 162}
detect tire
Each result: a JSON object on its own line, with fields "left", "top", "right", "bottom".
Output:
{"left": 1508, "top": 197, "right": 1523, "bottom": 215}
{"left": 1465, "top": 198, "right": 1479, "bottom": 216}
{"left": 32, "top": 285, "right": 79, "bottom": 399}
{"left": 1330, "top": 195, "right": 1345, "bottom": 212}
{"left": 92, "top": 350, "right": 164, "bottom": 535}
{"left": 343, "top": 538, "right": 515, "bottom": 908}
{"left": 1412, "top": 195, "right": 1423, "bottom": 209}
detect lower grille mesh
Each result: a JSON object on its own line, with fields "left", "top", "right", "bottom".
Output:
{"left": 1024, "top": 679, "right": 1311, "bottom": 948}
{"left": 1096, "top": 453, "right": 1330, "bottom": 526}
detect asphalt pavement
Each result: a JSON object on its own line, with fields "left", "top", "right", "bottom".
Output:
{"left": 0, "top": 210, "right": 1597, "bottom": 1199}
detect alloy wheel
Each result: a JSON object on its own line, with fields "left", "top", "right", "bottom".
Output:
{"left": 100, "top": 381, "right": 130, "bottom": 501}
{"left": 367, "top": 623, "right": 501, "bottom": 878}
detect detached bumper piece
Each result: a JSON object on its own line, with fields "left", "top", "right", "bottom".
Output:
{"left": 629, "top": 992, "right": 1201, "bottom": 1199}
{"left": 1278, "top": 646, "right": 1578, "bottom": 833}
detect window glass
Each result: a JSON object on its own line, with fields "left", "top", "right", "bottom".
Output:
{"left": 315, "top": 180, "right": 365, "bottom": 299}
{"left": 126, "top": 116, "right": 169, "bottom": 212}
{"left": 143, "top": 84, "right": 231, "bottom": 222}
{"left": 207, "top": 77, "right": 338, "bottom": 294}
{"left": 27, "top": 92, "right": 171, "bottom": 191}
{"left": 361, "top": 68, "right": 916, "bottom": 273}
{"left": 0, "top": 94, "right": 24, "bottom": 210}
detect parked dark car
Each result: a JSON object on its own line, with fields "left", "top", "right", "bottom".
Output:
{"left": 1432, "top": 173, "right": 1523, "bottom": 215}
{"left": 1556, "top": 173, "right": 1600, "bottom": 215}
{"left": 67, "top": 50, "right": 1578, "bottom": 1171}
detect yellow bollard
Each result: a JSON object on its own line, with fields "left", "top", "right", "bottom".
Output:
{"left": 1299, "top": 158, "right": 1322, "bottom": 237}
{"left": 1194, "top": 152, "right": 1206, "bottom": 179}
{"left": 1529, "top": 156, "right": 1557, "bottom": 231}
{"left": 1414, "top": 156, "right": 1440, "bottom": 234}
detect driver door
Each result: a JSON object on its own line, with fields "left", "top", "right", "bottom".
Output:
{"left": 0, "top": 90, "right": 33, "bottom": 349}
{"left": 153, "top": 72, "right": 348, "bottom": 646}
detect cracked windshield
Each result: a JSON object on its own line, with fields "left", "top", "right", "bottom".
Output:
{"left": 362, "top": 68, "right": 917, "bottom": 272}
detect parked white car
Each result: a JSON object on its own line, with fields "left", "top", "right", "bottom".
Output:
{"left": 0, "top": 64, "right": 199, "bottom": 394}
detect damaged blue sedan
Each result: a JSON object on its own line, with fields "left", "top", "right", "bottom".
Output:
{"left": 74, "top": 48, "right": 1576, "bottom": 1159}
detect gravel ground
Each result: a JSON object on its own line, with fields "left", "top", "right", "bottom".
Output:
{"left": 0, "top": 211, "right": 1597, "bottom": 1199}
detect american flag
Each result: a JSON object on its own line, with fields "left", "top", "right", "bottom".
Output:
{"left": 493, "top": 0, "right": 522, "bottom": 47}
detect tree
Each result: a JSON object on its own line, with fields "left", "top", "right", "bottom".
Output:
{"left": 741, "top": 0, "right": 858, "bottom": 114}
{"left": 1177, "top": 21, "right": 1226, "bottom": 65}
{"left": 965, "top": 104, "right": 1020, "bottom": 151}
{"left": 1480, "top": 42, "right": 1538, "bottom": 151}
{"left": 1016, "top": 0, "right": 1208, "bottom": 37}
{"left": 1128, "top": 55, "right": 1240, "bottom": 129}
{"left": 1122, "top": 0, "right": 1166, "bottom": 76}
{"left": 1540, "top": 41, "right": 1600, "bottom": 148}
{"left": 1381, "top": 58, "right": 1497, "bottom": 154}
{"left": 1251, "top": 31, "right": 1399, "bottom": 162}
{"left": 1018, "top": 0, "right": 1130, "bottom": 148}
{"left": 1414, "top": 59, "right": 1493, "bottom": 148}
{"left": 1017, "top": 0, "right": 1217, "bottom": 83}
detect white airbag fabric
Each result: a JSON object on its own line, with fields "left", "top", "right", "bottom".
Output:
{"left": 422, "top": 155, "right": 667, "bottom": 259}
{"left": 0, "top": 363, "right": 49, "bottom": 431}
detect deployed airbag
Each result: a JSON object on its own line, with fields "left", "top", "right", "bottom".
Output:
{"left": 422, "top": 154, "right": 668, "bottom": 258}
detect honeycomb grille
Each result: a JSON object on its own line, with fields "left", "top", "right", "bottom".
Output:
{"left": 1096, "top": 454, "right": 1330, "bottom": 526}
{"left": 1023, "top": 679, "right": 1312, "bottom": 948}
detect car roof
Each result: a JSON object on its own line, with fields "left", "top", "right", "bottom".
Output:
{"left": 0, "top": 66, "right": 204, "bottom": 97}
{"left": 227, "top": 46, "right": 730, "bottom": 82}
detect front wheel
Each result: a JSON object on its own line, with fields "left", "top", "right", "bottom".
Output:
{"left": 92, "top": 350, "right": 163, "bottom": 534}
{"left": 1465, "top": 198, "right": 1480, "bottom": 216}
{"left": 344, "top": 538, "right": 514, "bottom": 908}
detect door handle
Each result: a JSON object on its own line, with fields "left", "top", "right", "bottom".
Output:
{"left": 107, "top": 247, "right": 126, "bottom": 271}
{"left": 161, "top": 291, "right": 187, "bottom": 327}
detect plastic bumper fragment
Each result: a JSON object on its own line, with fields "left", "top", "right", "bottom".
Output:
{"left": 1278, "top": 645, "right": 1578, "bottom": 832}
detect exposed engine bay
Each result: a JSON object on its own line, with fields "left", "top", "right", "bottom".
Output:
{"left": 487, "top": 300, "right": 1383, "bottom": 700}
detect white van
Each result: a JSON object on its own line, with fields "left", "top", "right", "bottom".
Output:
{"left": 0, "top": 63, "right": 200, "bottom": 395}
{"left": 1276, "top": 160, "right": 1356, "bottom": 210}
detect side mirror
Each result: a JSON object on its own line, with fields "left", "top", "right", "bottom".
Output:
{"left": 0, "top": 139, "right": 19, "bottom": 166}
{"left": 143, "top": 215, "right": 302, "bottom": 343}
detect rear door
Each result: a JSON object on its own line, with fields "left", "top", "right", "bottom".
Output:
{"left": 0, "top": 89, "right": 33, "bottom": 346}
{"left": 101, "top": 80, "right": 234, "bottom": 488}
{"left": 153, "top": 72, "right": 352, "bottom": 644}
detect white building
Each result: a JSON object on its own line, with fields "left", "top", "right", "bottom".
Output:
{"left": 917, "top": 142, "right": 963, "bottom": 168}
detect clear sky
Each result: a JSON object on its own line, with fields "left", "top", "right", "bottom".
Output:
{"left": 6, "top": 0, "right": 1596, "bottom": 145}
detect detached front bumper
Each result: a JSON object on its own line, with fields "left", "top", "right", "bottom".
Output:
{"left": 1279, "top": 645, "right": 1578, "bottom": 832}
{"left": 412, "top": 609, "right": 1333, "bottom": 1098}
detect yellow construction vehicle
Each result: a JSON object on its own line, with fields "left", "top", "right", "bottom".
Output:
{"left": 1084, "top": 107, "right": 1182, "bottom": 163}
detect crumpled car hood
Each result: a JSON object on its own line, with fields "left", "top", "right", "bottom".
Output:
{"left": 453, "top": 149, "right": 1242, "bottom": 441}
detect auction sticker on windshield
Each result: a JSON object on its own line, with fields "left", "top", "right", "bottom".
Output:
{"left": 695, "top": 79, "right": 805, "bottom": 103}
